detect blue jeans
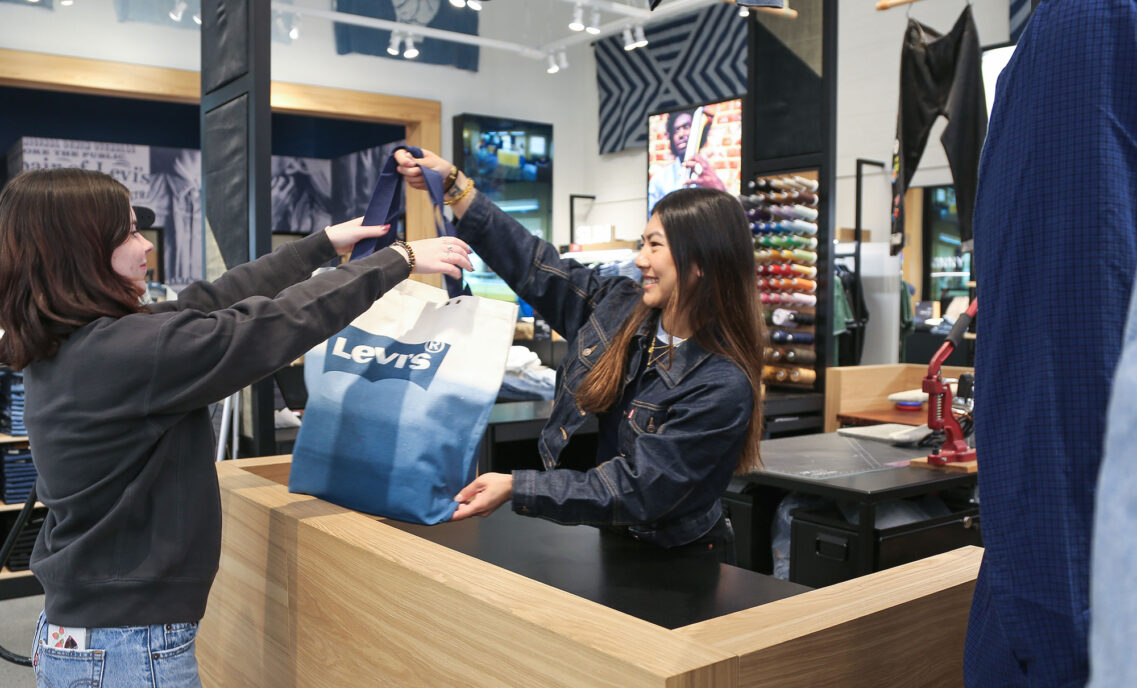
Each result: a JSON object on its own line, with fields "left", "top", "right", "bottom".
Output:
{"left": 32, "top": 611, "right": 202, "bottom": 688}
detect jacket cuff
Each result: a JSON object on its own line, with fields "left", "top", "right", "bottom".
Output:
{"left": 511, "top": 469, "right": 539, "bottom": 516}
{"left": 454, "top": 190, "right": 494, "bottom": 245}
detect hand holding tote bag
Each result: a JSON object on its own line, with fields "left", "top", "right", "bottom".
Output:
{"left": 289, "top": 148, "right": 518, "bottom": 524}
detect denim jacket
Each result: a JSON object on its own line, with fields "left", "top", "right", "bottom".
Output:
{"left": 456, "top": 193, "right": 753, "bottom": 548}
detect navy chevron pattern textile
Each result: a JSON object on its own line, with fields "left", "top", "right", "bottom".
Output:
{"left": 1009, "top": 0, "right": 1033, "bottom": 42}
{"left": 595, "top": 4, "right": 746, "bottom": 155}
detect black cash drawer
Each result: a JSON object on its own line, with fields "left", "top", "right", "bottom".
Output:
{"left": 788, "top": 502, "right": 982, "bottom": 588}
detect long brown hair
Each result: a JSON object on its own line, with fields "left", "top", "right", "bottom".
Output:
{"left": 0, "top": 168, "right": 145, "bottom": 369}
{"left": 575, "top": 187, "right": 767, "bottom": 472}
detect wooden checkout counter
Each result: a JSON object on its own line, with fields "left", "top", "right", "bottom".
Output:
{"left": 199, "top": 456, "right": 981, "bottom": 687}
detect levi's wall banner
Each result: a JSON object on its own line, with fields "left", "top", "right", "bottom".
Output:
{"left": 289, "top": 279, "right": 517, "bottom": 523}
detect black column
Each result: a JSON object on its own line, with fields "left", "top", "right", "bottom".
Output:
{"left": 200, "top": 0, "right": 275, "bottom": 457}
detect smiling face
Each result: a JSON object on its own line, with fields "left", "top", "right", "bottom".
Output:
{"left": 636, "top": 214, "right": 679, "bottom": 313}
{"left": 110, "top": 206, "right": 153, "bottom": 292}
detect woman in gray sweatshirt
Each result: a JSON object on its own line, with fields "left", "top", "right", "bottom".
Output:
{"left": 0, "top": 167, "right": 472, "bottom": 687}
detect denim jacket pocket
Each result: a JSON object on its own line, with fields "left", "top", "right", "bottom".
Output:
{"left": 619, "top": 400, "right": 667, "bottom": 456}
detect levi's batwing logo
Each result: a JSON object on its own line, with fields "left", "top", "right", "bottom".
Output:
{"left": 324, "top": 325, "right": 450, "bottom": 389}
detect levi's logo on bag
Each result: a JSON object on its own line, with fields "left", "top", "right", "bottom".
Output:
{"left": 324, "top": 325, "right": 451, "bottom": 388}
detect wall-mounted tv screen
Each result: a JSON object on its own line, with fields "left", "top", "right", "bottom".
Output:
{"left": 453, "top": 113, "right": 553, "bottom": 307}
{"left": 647, "top": 97, "right": 743, "bottom": 216}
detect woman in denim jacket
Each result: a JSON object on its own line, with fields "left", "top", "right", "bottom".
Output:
{"left": 397, "top": 149, "right": 766, "bottom": 562}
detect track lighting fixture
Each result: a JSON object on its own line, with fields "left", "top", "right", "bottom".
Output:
{"left": 739, "top": 6, "right": 750, "bottom": 17}
{"left": 168, "top": 0, "right": 186, "bottom": 22}
{"left": 467, "top": 0, "right": 483, "bottom": 9}
{"left": 546, "top": 54, "right": 560, "bottom": 74}
{"left": 403, "top": 35, "right": 419, "bottom": 59}
{"left": 387, "top": 31, "right": 402, "bottom": 56}
{"left": 558, "top": 51, "right": 569, "bottom": 70}
{"left": 568, "top": 4, "right": 585, "bottom": 32}
{"left": 586, "top": 8, "right": 601, "bottom": 35}
{"left": 633, "top": 25, "right": 648, "bottom": 49}
{"left": 60, "top": 0, "right": 74, "bottom": 6}
{"left": 288, "top": 15, "right": 300, "bottom": 40}
{"left": 622, "top": 27, "right": 636, "bottom": 51}
{"left": 192, "top": 13, "right": 201, "bottom": 24}
{"left": 449, "top": 0, "right": 466, "bottom": 8}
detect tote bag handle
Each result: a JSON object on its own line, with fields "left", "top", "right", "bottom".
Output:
{"left": 351, "top": 145, "right": 467, "bottom": 298}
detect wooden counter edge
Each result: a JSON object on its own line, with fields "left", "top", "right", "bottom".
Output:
{"left": 675, "top": 546, "right": 982, "bottom": 687}
{"left": 207, "top": 458, "right": 737, "bottom": 687}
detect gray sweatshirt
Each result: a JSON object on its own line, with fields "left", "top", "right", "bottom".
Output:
{"left": 25, "top": 231, "right": 409, "bottom": 627}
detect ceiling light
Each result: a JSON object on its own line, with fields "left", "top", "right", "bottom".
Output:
{"left": 192, "top": 13, "right": 202, "bottom": 25}
{"left": 403, "top": 36, "right": 419, "bottom": 59}
{"left": 558, "top": 51, "right": 569, "bottom": 70}
{"left": 546, "top": 54, "right": 560, "bottom": 74}
{"left": 449, "top": 0, "right": 466, "bottom": 7}
{"left": 467, "top": 0, "right": 483, "bottom": 9}
{"left": 387, "top": 31, "right": 402, "bottom": 56}
{"left": 633, "top": 25, "right": 649, "bottom": 49}
{"left": 60, "top": 0, "right": 74, "bottom": 5}
{"left": 622, "top": 27, "right": 636, "bottom": 51}
{"left": 568, "top": 4, "right": 585, "bottom": 32}
{"left": 586, "top": 8, "right": 601, "bottom": 35}
{"left": 168, "top": 0, "right": 186, "bottom": 22}
{"left": 288, "top": 16, "right": 300, "bottom": 40}
{"left": 739, "top": 7, "right": 750, "bottom": 16}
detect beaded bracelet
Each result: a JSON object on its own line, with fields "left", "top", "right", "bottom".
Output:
{"left": 444, "top": 177, "right": 475, "bottom": 207}
{"left": 395, "top": 239, "right": 415, "bottom": 273}
{"left": 443, "top": 165, "right": 459, "bottom": 192}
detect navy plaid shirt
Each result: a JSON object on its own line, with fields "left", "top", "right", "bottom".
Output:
{"left": 968, "top": 1, "right": 1137, "bottom": 685}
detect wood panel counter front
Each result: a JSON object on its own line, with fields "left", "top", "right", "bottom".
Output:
{"left": 199, "top": 456, "right": 982, "bottom": 687}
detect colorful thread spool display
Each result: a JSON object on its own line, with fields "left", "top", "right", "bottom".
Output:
{"left": 784, "top": 347, "right": 816, "bottom": 365}
{"left": 747, "top": 171, "right": 821, "bottom": 388}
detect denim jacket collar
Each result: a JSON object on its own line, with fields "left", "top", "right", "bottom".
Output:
{"left": 633, "top": 315, "right": 716, "bottom": 389}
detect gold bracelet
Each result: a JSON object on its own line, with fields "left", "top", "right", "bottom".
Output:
{"left": 395, "top": 239, "right": 415, "bottom": 273}
{"left": 443, "top": 165, "right": 459, "bottom": 192}
{"left": 444, "top": 177, "right": 475, "bottom": 207}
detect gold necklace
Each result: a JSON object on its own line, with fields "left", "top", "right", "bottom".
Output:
{"left": 646, "top": 337, "right": 670, "bottom": 368}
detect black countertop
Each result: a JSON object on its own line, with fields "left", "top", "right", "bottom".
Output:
{"left": 387, "top": 508, "right": 810, "bottom": 629}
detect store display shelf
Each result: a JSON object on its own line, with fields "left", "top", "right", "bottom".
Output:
{"left": 0, "top": 501, "right": 43, "bottom": 513}
{"left": 0, "top": 566, "right": 34, "bottom": 581}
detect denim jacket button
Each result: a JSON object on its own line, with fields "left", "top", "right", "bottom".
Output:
{"left": 583, "top": 346, "right": 595, "bottom": 356}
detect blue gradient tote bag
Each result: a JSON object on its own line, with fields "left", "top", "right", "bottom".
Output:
{"left": 289, "top": 279, "right": 517, "bottom": 523}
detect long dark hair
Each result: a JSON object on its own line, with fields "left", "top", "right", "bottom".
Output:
{"left": 0, "top": 168, "right": 145, "bottom": 369}
{"left": 575, "top": 187, "right": 767, "bottom": 472}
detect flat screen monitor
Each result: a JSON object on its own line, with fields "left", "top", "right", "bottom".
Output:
{"left": 646, "top": 97, "right": 743, "bottom": 216}
{"left": 453, "top": 114, "right": 553, "bottom": 309}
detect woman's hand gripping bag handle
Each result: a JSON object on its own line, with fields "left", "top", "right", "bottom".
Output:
{"left": 351, "top": 144, "right": 468, "bottom": 298}
{"left": 288, "top": 149, "right": 517, "bottom": 524}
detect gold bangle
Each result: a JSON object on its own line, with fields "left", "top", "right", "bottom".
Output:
{"left": 443, "top": 165, "right": 459, "bottom": 192}
{"left": 444, "top": 177, "right": 475, "bottom": 207}
{"left": 395, "top": 239, "right": 415, "bottom": 273}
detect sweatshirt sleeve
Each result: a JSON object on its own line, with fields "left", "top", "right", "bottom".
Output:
{"left": 140, "top": 246, "right": 410, "bottom": 415}
{"left": 148, "top": 230, "right": 340, "bottom": 314}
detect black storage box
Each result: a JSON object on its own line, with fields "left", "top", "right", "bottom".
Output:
{"left": 789, "top": 501, "right": 982, "bottom": 588}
